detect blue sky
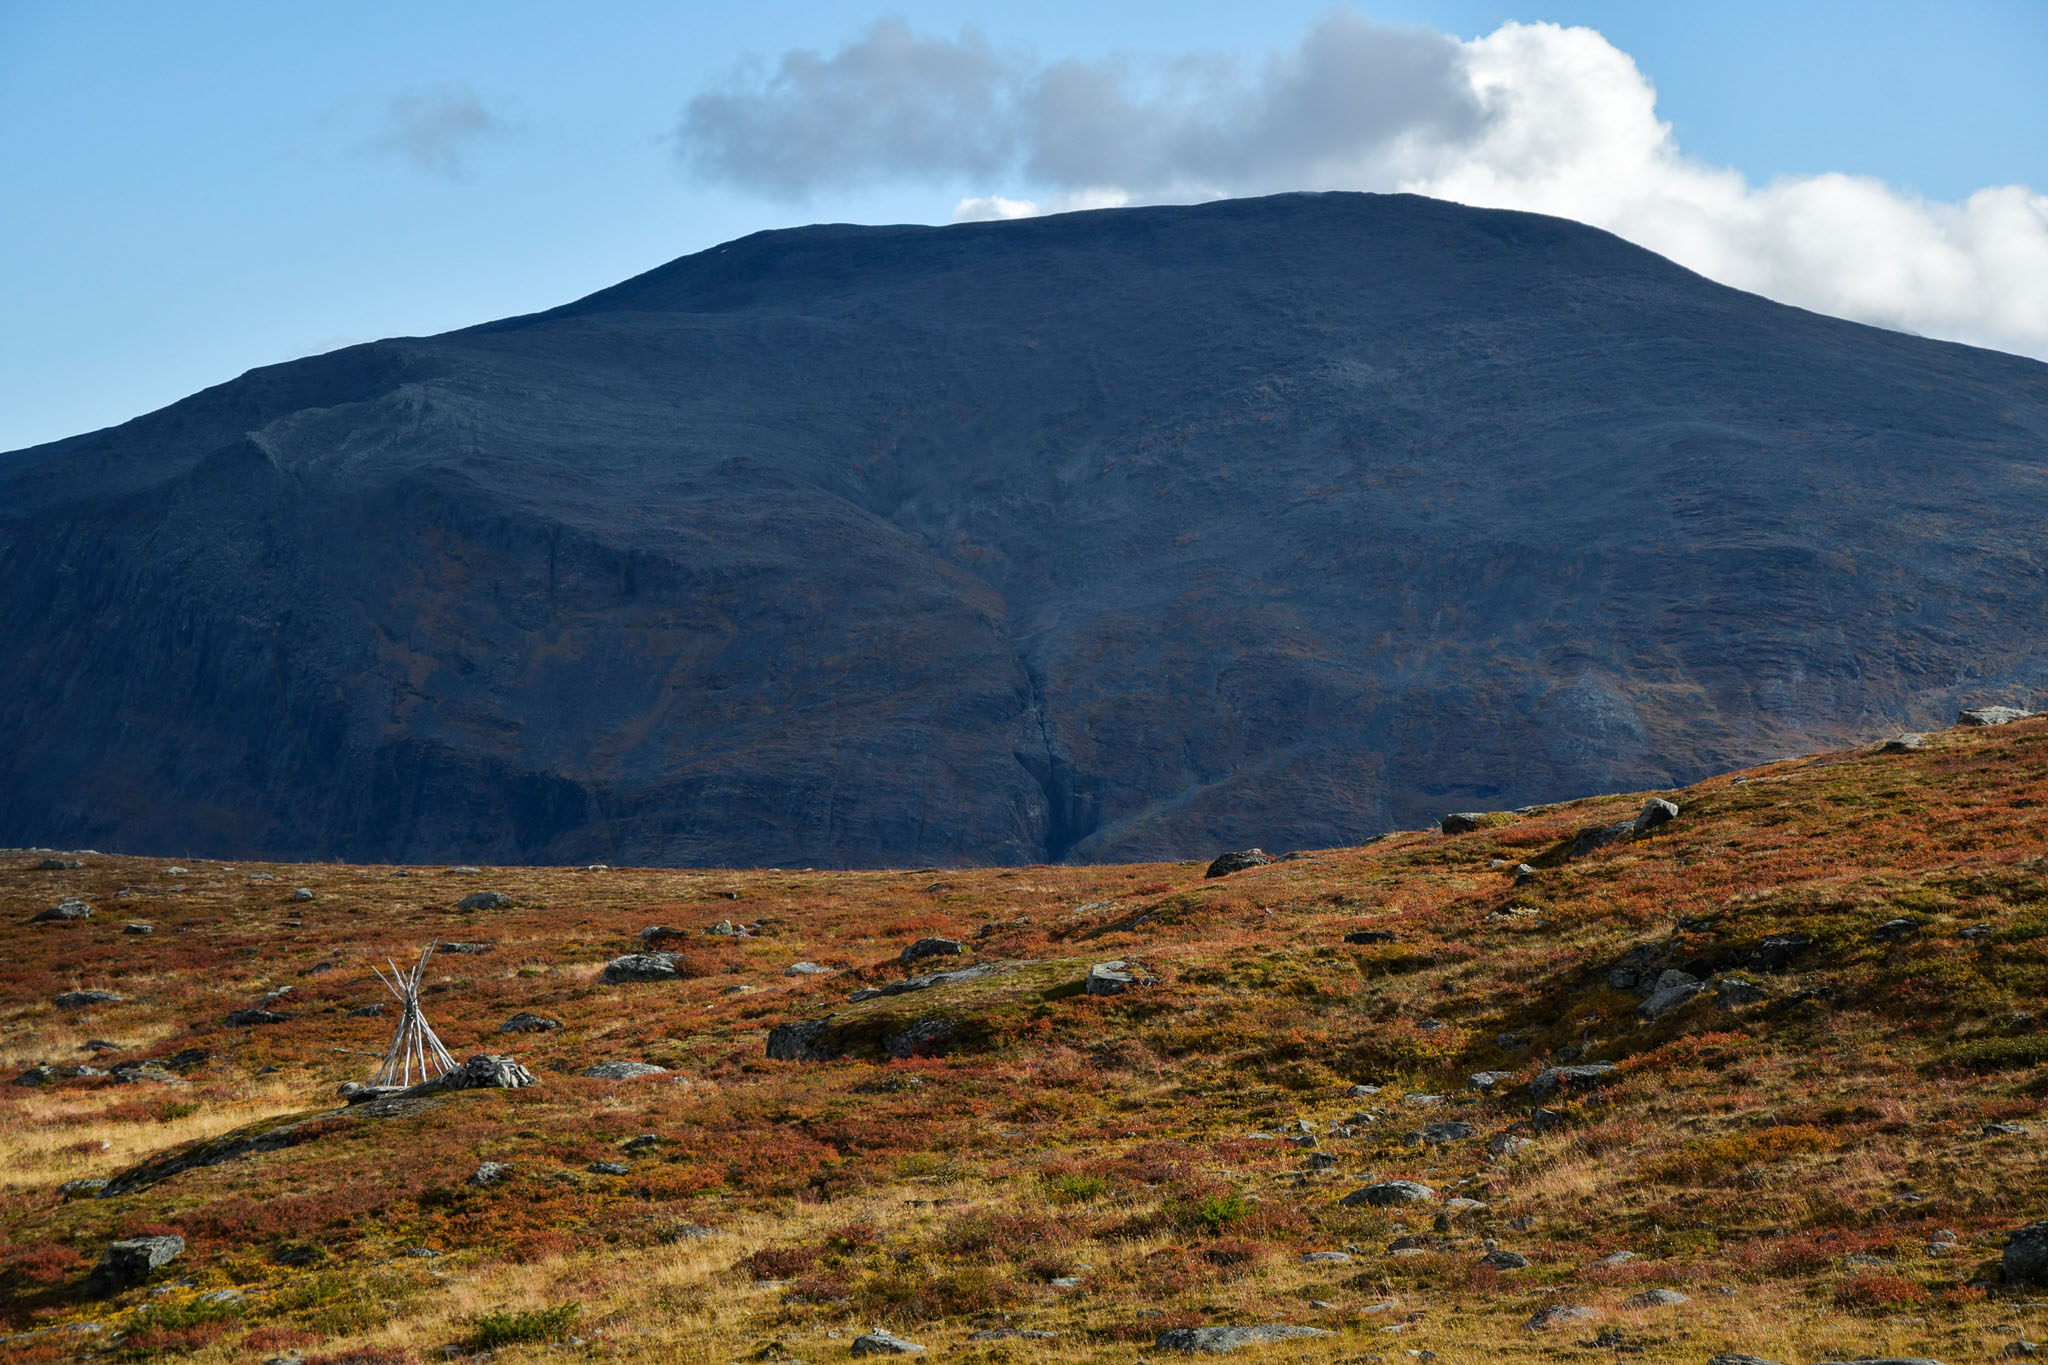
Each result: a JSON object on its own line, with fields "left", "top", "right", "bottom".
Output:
{"left": 2, "top": 0, "right": 2044, "bottom": 453}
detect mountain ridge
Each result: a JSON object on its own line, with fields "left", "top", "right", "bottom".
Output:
{"left": 5, "top": 191, "right": 2048, "bottom": 867}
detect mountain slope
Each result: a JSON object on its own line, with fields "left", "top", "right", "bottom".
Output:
{"left": 5, "top": 192, "right": 2048, "bottom": 866}
{"left": 5, "top": 720, "right": 2048, "bottom": 1362}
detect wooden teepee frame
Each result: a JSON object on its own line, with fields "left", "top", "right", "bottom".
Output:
{"left": 371, "top": 943, "right": 459, "bottom": 1087}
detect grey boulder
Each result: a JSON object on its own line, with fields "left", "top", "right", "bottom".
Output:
{"left": 1637, "top": 970, "right": 1706, "bottom": 1020}
{"left": 900, "top": 936, "right": 963, "bottom": 965}
{"left": 31, "top": 899, "right": 93, "bottom": 922}
{"left": 1341, "top": 1180, "right": 1434, "bottom": 1207}
{"left": 406, "top": 1054, "right": 537, "bottom": 1095}
{"left": 1086, "top": 960, "right": 1148, "bottom": 995}
{"left": 601, "top": 952, "right": 679, "bottom": 984}
{"left": 2006, "top": 1220, "right": 2048, "bottom": 1286}
{"left": 1155, "top": 1325, "right": 1332, "bottom": 1353}
{"left": 851, "top": 1331, "right": 927, "bottom": 1356}
{"left": 1204, "top": 849, "right": 1274, "bottom": 877}
{"left": 1623, "top": 1288, "right": 1689, "bottom": 1308}
{"left": 500, "top": 1012, "right": 562, "bottom": 1033}
{"left": 87, "top": 1235, "right": 185, "bottom": 1295}
{"left": 456, "top": 891, "right": 513, "bottom": 911}
{"left": 1524, "top": 1304, "right": 1596, "bottom": 1330}
{"left": 1960, "top": 705, "right": 2032, "bottom": 726}
{"left": 581, "top": 1060, "right": 668, "bottom": 1080}
{"left": 468, "top": 1162, "right": 512, "bottom": 1186}
{"left": 223, "top": 1009, "right": 288, "bottom": 1026}
{"left": 1529, "top": 1062, "right": 1617, "bottom": 1104}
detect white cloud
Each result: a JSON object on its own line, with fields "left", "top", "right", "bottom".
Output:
{"left": 373, "top": 85, "right": 509, "bottom": 179}
{"left": 677, "top": 13, "right": 2048, "bottom": 362}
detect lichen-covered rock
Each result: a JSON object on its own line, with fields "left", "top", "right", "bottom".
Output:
{"left": 766, "top": 1018, "right": 842, "bottom": 1062}
{"left": 1524, "top": 1304, "right": 1595, "bottom": 1330}
{"left": 883, "top": 1016, "right": 957, "bottom": 1059}
{"left": 500, "top": 1012, "right": 562, "bottom": 1033}
{"left": 601, "top": 952, "right": 679, "bottom": 984}
{"left": 1960, "top": 704, "right": 2032, "bottom": 726}
{"left": 468, "top": 1162, "right": 512, "bottom": 1186}
{"left": 456, "top": 891, "right": 513, "bottom": 910}
{"left": 581, "top": 1061, "right": 667, "bottom": 1080}
{"left": 1340, "top": 1179, "right": 1434, "bottom": 1207}
{"left": 31, "top": 898, "right": 93, "bottom": 923}
{"left": 850, "top": 1331, "right": 927, "bottom": 1355}
{"left": 1086, "top": 960, "right": 1148, "bottom": 995}
{"left": 1623, "top": 1288, "right": 1689, "bottom": 1308}
{"left": 1155, "top": 1325, "right": 1332, "bottom": 1353}
{"left": 223, "top": 1009, "right": 288, "bottom": 1026}
{"left": 1637, "top": 970, "right": 1706, "bottom": 1020}
{"left": 87, "top": 1235, "right": 184, "bottom": 1295}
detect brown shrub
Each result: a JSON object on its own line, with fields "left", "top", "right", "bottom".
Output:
{"left": 1834, "top": 1273, "right": 1930, "bottom": 1310}
{"left": 738, "top": 1245, "right": 823, "bottom": 1279}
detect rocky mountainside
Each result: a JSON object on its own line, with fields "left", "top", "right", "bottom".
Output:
{"left": 4, "top": 191, "right": 2048, "bottom": 867}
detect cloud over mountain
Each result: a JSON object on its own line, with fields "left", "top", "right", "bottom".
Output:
{"left": 678, "top": 11, "right": 2048, "bottom": 361}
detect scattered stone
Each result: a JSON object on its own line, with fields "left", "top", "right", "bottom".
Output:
{"left": 1961, "top": 705, "right": 2033, "bottom": 726}
{"left": 501, "top": 1012, "right": 562, "bottom": 1033}
{"left": 445, "top": 866, "right": 482, "bottom": 874}
{"left": 223, "top": 1009, "right": 288, "bottom": 1026}
{"left": 1480, "top": 1249, "right": 1530, "bottom": 1269}
{"left": 1524, "top": 1304, "right": 1596, "bottom": 1330}
{"left": 1300, "top": 1251, "right": 1352, "bottom": 1264}
{"left": 1469, "top": 1071, "right": 1515, "bottom": 1090}
{"left": 623, "top": 1134, "right": 661, "bottom": 1151}
{"left": 1636, "top": 797, "right": 1680, "bottom": 831}
{"left": 638, "top": 925, "right": 687, "bottom": 945}
{"left": 1714, "top": 976, "right": 1768, "bottom": 1006}
{"left": 1749, "top": 933, "right": 1812, "bottom": 970}
{"left": 290, "top": 888, "right": 314, "bottom": 902}
{"left": 1403, "top": 1092, "right": 1445, "bottom": 1106}
{"left": 850, "top": 1331, "right": 927, "bottom": 1356}
{"left": 84, "top": 1039, "right": 119, "bottom": 1052}
{"left": 1638, "top": 970, "right": 1707, "bottom": 1021}
{"left": 55, "top": 990, "right": 123, "bottom": 1010}
{"left": 109, "top": 1060, "right": 183, "bottom": 1085}
{"left": 1155, "top": 1325, "right": 1331, "bottom": 1352}
{"left": 1623, "top": 1288, "right": 1689, "bottom": 1308}
{"left": 248, "top": 872, "right": 276, "bottom": 881}
{"left": 60, "top": 1178, "right": 109, "bottom": 1199}
{"left": 1707, "top": 1356, "right": 1785, "bottom": 1365}
{"left": 601, "top": 952, "right": 680, "bottom": 984}
{"left": 1985, "top": 1122, "right": 2030, "bottom": 1137}
{"left": 900, "top": 937, "right": 963, "bottom": 965}
{"left": 402, "top": 1246, "right": 441, "bottom": 1258}
{"left": 87, "top": 1235, "right": 185, "bottom": 1295}
{"left": 1204, "top": 848, "right": 1277, "bottom": 878}
{"left": 967, "top": 1329, "right": 1057, "bottom": 1341}
{"left": 438, "top": 941, "right": 492, "bottom": 954}
{"left": 1881, "top": 733, "right": 1928, "bottom": 752}
{"left": 1341, "top": 1180, "right": 1434, "bottom": 1207}
{"left": 582, "top": 1061, "right": 668, "bottom": 1080}
{"left": 882, "top": 1016, "right": 957, "bottom": 1059}
{"left": 37, "top": 857, "right": 85, "bottom": 869}
{"left": 766, "top": 1019, "right": 840, "bottom": 1062}
{"left": 31, "top": 899, "right": 93, "bottom": 923}
{"left": 1871, "top": 917, "right": 1923, "bottom": 942}
{"left": 468, "top": 1162, "right": 512, "bottom": 1186}
{"left": 1347, "top": 1084, "right": 1381, "bottom": 1097}
{"left": 1086, "top": 960, "right": 1149, "bottom": 995}
{"left": 1513, "top": 863, "right": 1538, "bottom": 884}
{"left": 666, "top": 1223, "right": 717, "bottom": 1240}
{"left": 346, "top": 1004, "right": 386, "bottom": 1019}
{"left": 849, "top": 960, "right": 1004, "bottom": 1002}
{"left": 1530, "top": 1062, "right": 1617, "bottom": 1104}
{"left": 404, "top": 1054, "right": 537, "bottom": 1095}
{"left": 1599, "top": 1251, "right": 1637, "bottom": 1267}
{"left": 456, "top": 891, "right": 512, "bottom": 911}
{"left": 705, "top": 919, "right": 756, "bottom": 937}
{"left": 1415, "top": 1121, "right": 1477, "bottom": 1144}
{"left": 587, "top": 1161, "right": 629, "bottom": 1176}
{"left": 786, "top": 962, "right": 835, "bottom": 976}
{"left": 1488, "top": 1134, "right": 1534, "bottom": 1158}
{"left": 163, "top": 867, "right": 186, "bottom": 876}
{"left": 1344, "top": 929, "right": 1396, "bottom": 944}
{"left": 2006, "top": 1221, "right": 2048, "bottom": 1286}
{"left": 123, "top": 922, "right": 153, "bottom": 934}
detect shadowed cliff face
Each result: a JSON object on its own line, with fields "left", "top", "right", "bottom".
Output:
{"left": 5, "top": 192, "right": 2048, "bottom": 868}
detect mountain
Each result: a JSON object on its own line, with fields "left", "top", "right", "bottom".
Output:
{"left": 4, "top": 191, "right": 2048, "bottom": 868}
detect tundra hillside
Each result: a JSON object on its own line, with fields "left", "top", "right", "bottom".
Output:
{"left": 4, "top": 716, "right": 2048, "bottom": 1364}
